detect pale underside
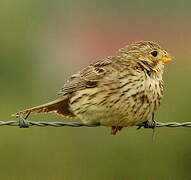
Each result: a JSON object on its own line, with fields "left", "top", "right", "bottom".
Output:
{"left": 69, "top": 73, "right": 162, "bottom": 127}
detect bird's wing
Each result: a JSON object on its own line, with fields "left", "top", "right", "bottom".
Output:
{"left": 58, "top": 57, "right": 114, "bottom": 95}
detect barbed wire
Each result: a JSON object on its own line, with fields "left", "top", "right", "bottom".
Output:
{"left": 0, "top": 114, "right": 190, "bottom": 129}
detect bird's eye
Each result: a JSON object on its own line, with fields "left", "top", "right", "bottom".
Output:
{"left": 150, "top": 51, "right": 158, "bottom": 57}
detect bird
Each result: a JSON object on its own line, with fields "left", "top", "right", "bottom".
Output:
{"left": 13, "top": 41, "right": 173, "bottom": 135}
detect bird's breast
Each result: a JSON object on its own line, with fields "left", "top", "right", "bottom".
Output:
{"left": 69, "top": 75, "right": 164, "bottom": 127}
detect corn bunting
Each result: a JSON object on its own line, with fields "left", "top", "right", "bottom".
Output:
{"left": 13, "top": 41, "right": 173, "bottom": 135}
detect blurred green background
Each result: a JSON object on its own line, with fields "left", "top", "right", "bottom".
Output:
{"left": 1, "top": 0, "right": 191, "bottom": 179}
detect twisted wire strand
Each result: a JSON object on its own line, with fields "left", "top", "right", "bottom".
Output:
{"left": 0, "top": 115, "right": 191, "bottom": 129}
{"left": 0, "top": 120, "right": 101, "bottom": 128}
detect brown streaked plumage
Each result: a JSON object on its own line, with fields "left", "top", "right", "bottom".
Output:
{"left": 13, "top": 41, "right": 174, "bottom": 135}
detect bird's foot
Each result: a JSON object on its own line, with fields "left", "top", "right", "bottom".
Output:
{"left": 137, "top": 113, "right": 157, "bottom": 141}
{"left": 137, "top": 120, "right": 156, "bottom": 129}
{"left": 111, "top": 126, "right": 123, "bottom": 135}
{"left": 137, "top": 113, "right": 156, "bottom": 129}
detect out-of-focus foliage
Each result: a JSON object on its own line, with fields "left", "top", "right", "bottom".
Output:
{"left": 1, "top": 0, "right": 191, "bottom": 179}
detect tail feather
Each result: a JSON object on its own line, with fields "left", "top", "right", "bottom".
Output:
{"left": 12, "top": 97, "right": 75, "bottom": 118}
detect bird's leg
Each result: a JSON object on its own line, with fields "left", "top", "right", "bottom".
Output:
{"left": 151, "top": 112, "right": 156, "bottom": 125}
{"left": 111, "top": 126, "right": 123, "bottom": 135}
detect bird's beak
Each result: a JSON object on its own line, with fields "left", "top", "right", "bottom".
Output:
{"left": 161, "top": 55, "right": 174, "bottom": 63}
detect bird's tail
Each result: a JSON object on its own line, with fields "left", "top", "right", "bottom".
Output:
{"left": 12, "top": 97, "right": 75, "bottom": 118}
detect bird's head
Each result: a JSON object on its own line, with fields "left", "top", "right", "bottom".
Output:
{"left": 117, "top": 41, "right": 174, "bottom": 77}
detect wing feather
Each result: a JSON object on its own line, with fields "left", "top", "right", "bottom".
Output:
{"left": 58, "top": 57, "right": 113, "bottom": 95}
